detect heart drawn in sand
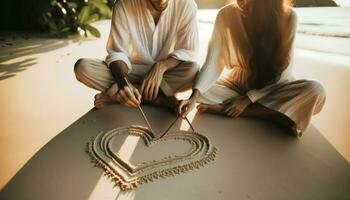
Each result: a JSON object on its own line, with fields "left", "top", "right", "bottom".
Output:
{"left": 87, "top": 126, "right": 217, "bottom": 190}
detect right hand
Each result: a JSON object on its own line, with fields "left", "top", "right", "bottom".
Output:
{"left": 177, "top": 89, "right": 201, "bottom": 117}
{"left": 116, "top": 85, "right": 142, "bottom": 108}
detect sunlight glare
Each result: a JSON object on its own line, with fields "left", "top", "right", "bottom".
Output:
{"left": 88, "top": 135, "right": 141, "bottom": 200}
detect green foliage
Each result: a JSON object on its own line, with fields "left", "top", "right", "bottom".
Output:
{"left": 43, "top": 0, "right": 115, "bottom": 38}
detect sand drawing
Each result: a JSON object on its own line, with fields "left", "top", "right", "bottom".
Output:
{"left": 86, "top": 124, "right": 217, "bottom": 190}
{"left": 87, "top": 77, "right": 217, "bottom": 190}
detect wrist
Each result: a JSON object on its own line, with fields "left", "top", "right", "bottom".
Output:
{"left": 155, "top": 61, "right": 167, "bottom": 74}
{"left": 191, "top": 89, "right": 201, "bottom": 100}
{"left": 152, "top": 61, "right": 166, "bottom": 74}
{"left": 110, "top": 61, "right": 129, "bottom": 89}
{"left": 157, "top": 57, "right": 181, "bottom": 73}
{"left": 244, "top": 96, "right": 252, "bottom": 104}
{"left": 116, "top": 78, "right": 127, "bottom": 90}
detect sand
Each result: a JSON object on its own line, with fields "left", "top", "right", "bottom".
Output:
{"left": 87, "top": 125, "right": 216, "bottom": 190}
{"left": 0, "top": 105, "right": 349, "bottom": 199}
{"left": 1, "top": 8, "right": 350, "bottom": 197}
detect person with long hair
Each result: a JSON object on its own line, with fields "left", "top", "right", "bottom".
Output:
{"left": 178, "top": 0, "right": 326, "bottom": 137}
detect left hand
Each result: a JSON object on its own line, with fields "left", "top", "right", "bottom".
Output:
{"left": 223, "top": 96, "right": 252, "bottom": 117}
{"left": 178, "top": 89, "right": 201, "bottom": 118}
{"left": 140, "top": 62, "right": 166, "bottom": 101}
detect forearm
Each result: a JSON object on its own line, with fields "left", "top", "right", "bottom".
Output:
{"left": 109, "top": 60, "right": 129, "bottom": 88}
{"left": 157, "top": 57, "right": 182, "bottom": 72}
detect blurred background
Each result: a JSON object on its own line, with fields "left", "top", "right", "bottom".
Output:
{"left": 0, "top": 0, "right": 345, "bottom": 35}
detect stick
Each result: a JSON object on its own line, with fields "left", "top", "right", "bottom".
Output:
{"left": 185, "top": 117, "right": 195, "bottom": 132}
{"left": 124, "top": 77, "right": 155, "bottom": 134}
{"left": 158, "top": 116, "right": 195, "bottom": 139}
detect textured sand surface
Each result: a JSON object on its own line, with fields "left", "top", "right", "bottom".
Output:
{"left": 1, "top": 9, "right": 350, "bottom": 193}
{"left": 1, "top": 105, "right": 350, "bottom": 200}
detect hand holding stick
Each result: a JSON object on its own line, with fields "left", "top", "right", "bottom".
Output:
{"left": 124, "top": 77, "right": 155, "bottom": 134}
{"left": 124, "top": 77, "right": 195, "bottom": 139}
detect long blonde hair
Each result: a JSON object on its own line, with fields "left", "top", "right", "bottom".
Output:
{"left": 239, "top": 0, "right": 294, "bottom": 89}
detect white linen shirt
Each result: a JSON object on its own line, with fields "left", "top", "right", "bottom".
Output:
{"left": 105, "top": 0, "right": 199, "bottom": 73}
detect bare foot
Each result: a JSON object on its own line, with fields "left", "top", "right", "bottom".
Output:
{"left": 197, "top": 103, "right": 225, "bottom": 114}
{"left": 94, "top": 93, "right": 118, "bottom": 108}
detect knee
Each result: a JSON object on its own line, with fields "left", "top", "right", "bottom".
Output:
{"left": 74, "top": 58, "right": 90, "bottom": 78}
{"left": 306, "top": 80, "right": 326, "bottom": 98}
{"left": 305, "top": 80, "right": 326, "bottom": 114}
{"left": 182, "top": 61, "right": 200, "bottom": 78}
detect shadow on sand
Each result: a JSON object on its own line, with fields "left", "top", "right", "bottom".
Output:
{"left": 0, "top": 37, "right": 70, "bottom": 81}
{"left": 0, "top": 58, "right": 37, "bottom": 80}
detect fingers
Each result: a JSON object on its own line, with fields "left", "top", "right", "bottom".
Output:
{"left": 141, "top": 79, "right": 160, "bottom": 101}
{"left": 179, "top": 101, "right": 191, "bottom": 117}
{"left": 153, "top": 84, "right": 159, "bottom": 101}
{"left": 117, "top": 90, "right": 133, "bottom": 107}
{"left": 134, "top": 88, "right": 142, "bottom": 102}
{"left": 124, "top": 86, "right": 139, "bottom": 107}
{"left": 140, "top": 79, "right": 149, "bottom": 100}
{"left": 182, "top": 104, "right": 194, "bottom": 117}
{"left": 223, "top": 105, "right": 232, "bottom": 114}
{"left": 140, "top": 81, "right": 145, "bottom": 96}
{"left": 222, "top": 102, "right": 237, "bottom": 117}
{"left": 143, "top": 81, "right": 150, "bottom": 100}
{"left": 146, "top": 82, "right": 159, "bottom": 101}
{"left": 117, "top": 88, "right": 137, "bottom": 107}
{"left": 227, "top": 109, "right": 236, "bottom": 117}
{"left": 183, "top": 110, "right": 190, "bottom": 118}
{"left": 148, "top": 82, "right": 154, "bottom": 101}
{"left": 178, "top": 101, "right": 186, "bottom": 115}
{"left": 232, "top": 109, "right": 241, "bottom": 117}
{"left": 234, "top": 110, "right": 242, "bottom": 117}
{"left": 178, "top": 100, "right": 196, "bottom": 117}
{"left": 116, "top": 91, "right": 127, "bottom": 106}
{"left": 226, "top": 108, "right": 242, "bottom": 117}
{"left": 223, "top": 101, "right": 241, "bottom": 117}
{"left": 115, "top": 93, "right": 122, "bottom": 103}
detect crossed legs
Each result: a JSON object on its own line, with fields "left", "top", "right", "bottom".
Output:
{"left": 197, "top": 80, "right": 326, "bottom": 136}
{"left": 74, "top": 58, "right": 199, "bottom": 109}
{"left": 197, "top": 103, "right": 297, "bottom": 135}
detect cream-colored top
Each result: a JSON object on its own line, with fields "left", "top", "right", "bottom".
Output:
{"left": 105, "top": 0, "right": 199, "bottom": 73}
{"left": 195, "top": 4, "right": 298, "bottom": 103}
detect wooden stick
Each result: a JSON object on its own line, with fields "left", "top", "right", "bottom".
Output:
{"left": 161, "top": 117, "right": 179, "bottom": 137}
{"left": 158, "top": 116, "right": 195, "bottom": 139}
{"left": 185, "top": 117, "right": 195, "bottom": 132}
{"left": 124, "top": 77, "right": 155, "bottom": 134}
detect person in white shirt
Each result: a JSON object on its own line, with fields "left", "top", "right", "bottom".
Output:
{"left": 178, "top": 0, "right": 326, "bottom": 137}
{"left": 74, "top": 0, "right": 199, "bottom": 109}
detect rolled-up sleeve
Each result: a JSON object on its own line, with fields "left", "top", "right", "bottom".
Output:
{"left": 169, "top": 0, "right": 199, "bottom": 63}
{"left": 105, "top": 2, "right": 132, "bottom": 73}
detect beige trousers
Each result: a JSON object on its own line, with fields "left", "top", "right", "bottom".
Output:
{"left": 199, "top": 79, "right": 326, "bottom": 135}
{"left": 74, "top": 58, "right": 199, "bottom": 97}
